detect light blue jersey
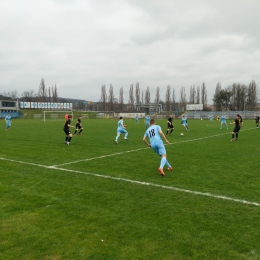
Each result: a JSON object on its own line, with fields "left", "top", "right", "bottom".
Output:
{"left": 220, "top": 115, "right": 228, "bottom": 129}
{"left": 181, "top": 117, "right": 187, "bottom": 126}
{"left": 135, "top": 115, "right": 139, "bottom": 123}
{"left": 220, "top": 115, "right": 226, "bottom": 123}
{"left": 144, "top": 125, "right": 166, "bottom": 155}
{"left": 117, "top": 119, "right": 126, "bottom": 133}
{"left": 145, "top": 116, "right": 150, "bottom": 125}
{"left": 5, "top": 115, "right": 11, "bottom": 129}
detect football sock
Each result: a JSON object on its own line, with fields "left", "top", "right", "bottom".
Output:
{"left": 166, "top": 130, "right": 169, "bottom": 135}
{"left": 79, "top": 130, "right": 82, "bottom": 134}
{"left": 232, "top": 134, "right": 234, "bottom": 139}
{"left": 160, "top": 157, "right": 166, "bottom": 169}
{"left": 125, "top": 133, "right": 128, "bottom": 138}
{"left": 165, "top": 160, "right": 171, "bottom": 168}
{"left": 170, "top": 129, "right": 173, "bottom": 134}
{"left": 65, "top": 137, "right": 68, "bottom": 141}
{"left": 74, "top": 130, "right": 77, "bottom": 134}
{"left": 68, "top": 137, "right": 72, "bottom": 142}
{"left": 236, "top": 133, "right": 238, "bottom": 139}
{"left": 115, "top": 136, "right": 119, "bottom": 141}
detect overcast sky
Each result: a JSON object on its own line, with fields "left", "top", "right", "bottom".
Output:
{"left": 1, "top": 0, "right": 259, "bottom": 103}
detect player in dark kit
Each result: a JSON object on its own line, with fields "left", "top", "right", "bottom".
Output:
{"left": 230, "top": 114, "right": 243, "bottom": 142}
{"left": 74, "top": 116, "right": 84, "bottom": 135}
{"left": 64, "top": 114, "right": 75, "bottom": 145}
{"left": 165, "top": 115, "right": 174, "bottom": 136}
{"left": 255, "top": 114, "right": 259, "bottom": 129}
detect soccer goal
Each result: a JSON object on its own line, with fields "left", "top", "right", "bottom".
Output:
{"left": 43, "top": 111, "right": 73, "bottom": 122}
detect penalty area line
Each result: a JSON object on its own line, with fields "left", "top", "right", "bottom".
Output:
{"left": 1, "top": 156, "right": 259, "bottom": 207}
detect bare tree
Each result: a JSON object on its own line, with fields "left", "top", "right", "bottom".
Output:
{"left": 135, "top": 82, "right": 141, "bottom": 104}
{"left": 128, "top": 84, "right": 135, "bottom": 110}
{"left": 144, "top": 86, "right": 151, "bottom": 104}
{"left": 171, "top": 88, "right": 176, "bottom": 111}
{"left": 100, "top": 84, "right": 107, "bottom": 111}
{"left": 154, "top": 86, "right": 160, "bottom": 103}
{"left": 141, "top": 90, "right": 144, "bottom": 104}
{"left": 213, "top": 82, "right": 222, "bottom": 109}
{"left": 38, "top": 78, "right": 47, "bottom": 102}
{"left": 48, "top": 87, "right": 51, "bottom": 102}
{"left": 119, "top": 87, "right": 124, "bottom": 111}
{"left": 201, "top": 82, "right": 207, "bottom": 109}
{"left": 108, "top": 84, "right": 114, "bottom": 111}
{"left": 230, "top": 83, "right": 237, "bottom": 110}
{"left": 20, "top": 90, "right": 36, "bottom": 102}
{"left": 196, "top": 85, "right": 200, "bottom": 104}
{"left": 247, "top": 80, "right": 258, "bottom": 110}
{"left": 179, "top": 86, "right": 186, "bottom": 108}
{"left": 189, "top": 85, "right": 196, "bottom": 104}
{"left": 165, "top": 85, "right": 171, "bottom": 111}
{"left": 52, "top": 84, "right": 58, "bottom": 103}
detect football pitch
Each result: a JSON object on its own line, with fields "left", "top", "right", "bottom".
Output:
{"left": 1, "top": 117, "right": 260, "bottom": 260}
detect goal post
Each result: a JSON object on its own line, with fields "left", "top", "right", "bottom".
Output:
{"left": 43, "top": 111, "right": 73, "bottom": 122}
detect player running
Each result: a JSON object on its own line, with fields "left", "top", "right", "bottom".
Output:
{"left": 144, "top": 114, "right": 150, "bottom": 129}
{"left": 5, "top": 114, "right": 12, "bottom": 131}
{"left": 115, "top": 116, "right": 128, "bottom": 144}
{"left": 63, "top": 114, "right": 75, "bottom": 145}
{"left": 74, "top": 116, "right": 84, "bottom": 135}
{"left": 255, "top": 114, "right": 259, "bottom": 129}
{"left": 230, "top": 114, "right": 243, "bottom": 142}
{"left": 135, "top": 115, "right": 139, "bottom": 124}
{"left": 181, "top": 115, "right": 189, "bottom": 131}
{"left": 220, "top": 114, "right": 228, "bottom": 129}
{"left": 143, "top": 118, "right": 172, "bottom": 176}
{"left": 165, "top": 115, "right": 174, "bottom": 136}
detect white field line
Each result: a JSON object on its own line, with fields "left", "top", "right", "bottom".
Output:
{"left": 0, "top": 156, "right": 259, "bottom": 207}
{"left": 53, "top": 128, "right": 254, "bottom": 167}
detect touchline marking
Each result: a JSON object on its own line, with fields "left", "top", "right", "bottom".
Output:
{"left": 52, "top": 147, "right": 148, "bottom": 167}
{"left": 1, "top": 156, "right": 260, "bottom": 207}
{"left": 53, "top": 128, "right": 254, "bottom": 167}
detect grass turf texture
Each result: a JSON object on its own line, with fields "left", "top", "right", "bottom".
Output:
{"left": 1, "top": 117, "right": 260, "bottom": 260}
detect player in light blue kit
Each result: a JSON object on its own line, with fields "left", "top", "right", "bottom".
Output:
{"left": 115, "top": 116, "right": 128, "bottom": 144}
{"left": 209, "top": 115, "right": 214, "bottom": 122}
{"left": 5, "top": 114, "right": 12, "bottom": 131}
{"left": 220, "top": 114, "right": 228, "bottom": 129}
{"left": 181, "top": 115, "right": 189, "bottom": 131}
{"left": 144, "top": 114, "right": 150, "bottom": 129}
{"left": 135, "top": 115, "right": 139, "bottom": 124}
{"left": 143, "top": 118, "right": 172, "bottom": 176}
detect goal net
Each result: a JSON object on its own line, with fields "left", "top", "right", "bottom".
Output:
{"left": 43, "top": 111, "right": 73, "bottom": 122}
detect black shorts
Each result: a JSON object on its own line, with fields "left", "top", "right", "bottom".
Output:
{"left": 233, "top": 126, "right": 240, "bottom": 133}
{"left": 167, "top": 123, "right": 174, "bottom": 129}
{"left": 76, "top": 123, "right": 82, "bottom": 129}
{"left": 64, "top": 128, "right": 71, "bottom": 135}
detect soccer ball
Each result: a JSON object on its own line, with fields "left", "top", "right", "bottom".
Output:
{"left": 180, "top": 133, "right": 184, "bottom": 136}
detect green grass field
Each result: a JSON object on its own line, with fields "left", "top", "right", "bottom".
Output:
{"left": 1, "top": 117, "right": 260, "bottom": 260}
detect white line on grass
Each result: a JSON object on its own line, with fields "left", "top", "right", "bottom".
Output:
{"left": 53, "top": 128, "right": 254, "bottom": 167}
{"left": 1, "top": 156, "right": 260, "bottom": 207}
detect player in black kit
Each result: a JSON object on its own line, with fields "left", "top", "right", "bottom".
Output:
{"left": 255, "top": 114, "right": 259, "bottom": 129}
{"left": 230, "top": 114, "right": 243, "bottom": 141}
{"left": 74, "top": 116, "right": 84, "bottom": 135}
{"left": 165, "top": 115, "right": 174, "bottom": 136}
{"left": 64, "top": 114, "right": 75, "bottom": 145}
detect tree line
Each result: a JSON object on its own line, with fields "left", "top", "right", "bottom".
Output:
{"left": 99, "top": 82, "right": 208, "bottom": 111}
{"left": 1, "top": 78, "right": 59, "bottom": 103}
{"left": 213, "top": 80, "right": 258, "bottom": 111}
{"left": 1, "top": 78, "right": 258, "bottom": 112}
